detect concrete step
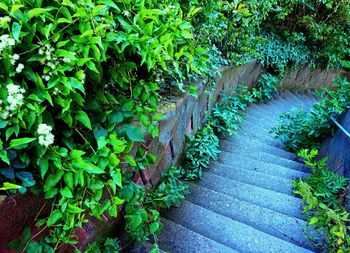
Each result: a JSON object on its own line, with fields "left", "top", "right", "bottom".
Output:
{"left": 219, "top": 145, "right": 311, "bottom": 173}
{"left": 197, "top": 172, "right": 304, "bottom": 220}
{"left": 280, "top": 90, "right": 311, "bottom": 109}
{"left": 187, "top": 184, "right": 316, "bottom": 250}
{"left": 219, "top": 138, "right": 298, "bottom": 161}
{"left": 163, "top": 201, "right": 313, "bottom": 253}
{"left": 208, "top": 161, "right": 293, "bottom": 195}
{"left": 218, "top": 151, "right": 310, "bottom": 180}
{"left": 223, "top": 129, "right": 285, "bottom": 149}
{"left": 158, "top": 218, "right": 238, "bottom": 253}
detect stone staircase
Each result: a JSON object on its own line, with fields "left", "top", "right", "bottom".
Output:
{"left": 134, "top": 90, "right": 320, "bottom": 253}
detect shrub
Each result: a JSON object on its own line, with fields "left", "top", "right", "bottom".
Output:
{"left": 293, "top": 149, "right": 350, "bottom": 253}
{"left": 254, "top": 34, "right": 314, "bottom": 74}
{"left": 122, "top": 166, "right": 188, "bottom": 243}
{"left": 183, "top": 124, "right": 220, "bottom": 180}
{"left": 266, "top": 0, "right": 350, "bottom": 68}
{"left": 252, "top": 73, "right": 280, "bottom": 101}
{"left": 0, "top": 0, "right": 213, "bottom": 248}
{"left": 272, "top": 77, "right": 350, "bottom": 152}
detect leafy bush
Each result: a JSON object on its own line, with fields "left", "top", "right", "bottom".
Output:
{"left": 85, "top": 238, "right": 120, "bottom": 253}
{"left": 122, "top": 166, "right": 188, "bottom": 243}
{"left": 272, "top": 77, "right": 350, "bottom": 152}
{"left": 266, "top": 0, "right": 350, "bottom": 68}
{"left": 210, "top": 85, "right": 255, "bottom": 135}
{"left": 183, "top": 124, "right": 220, "bottom": 180}
{"left": 293, "top": 149, "right": 350, "bottom": 253}
{"left": 254, "top": 34, "right": 314, "bottom": 74}
{"left": 252, "top": 73, "right": 280, "bottom": 101}
{"left": 0, "top": 0, "right": 216, "bottom": 248}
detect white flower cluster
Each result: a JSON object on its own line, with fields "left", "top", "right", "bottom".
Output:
{"left": 37, "top": 123, "right": 55, "bottom": 147}
{"left": 0, "top": 34, "right": 15, "bottom": 53}
{"left": 39, "top": 44, "right": 58, "bottom": 81}
{"left": 0, "top": 84, "right": 25, "bottom": 119}
{"left": 10, "top": 54, "right": 19, "bottom": 65}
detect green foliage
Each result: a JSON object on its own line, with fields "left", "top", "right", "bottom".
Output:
{"left": 254, "top": 34, "right": 314, "bottom": 74}
{"left": 293, "top": 149, "right": 350, "bottom": 252}
{"left": 183, "top": 74, "right": 280, "bottom": 181}
{"left": 183, "top": 125, "right": 220, "bottom": 180}
{"left": 146, "top": 166, "right": 189, "bottom": 208}
{"left": 266, "top": 0, "right": 350, "bottom": 68}
{"left": 85, "top": 238, "right": 120, "bottom": 253}
{"left": 272, "top": 77, "right": 350, "bottom": 152}
{"left": 210, "top": 85, "right": 254, "bottom": 136}
{"left": 0, "top": 0, "right": 216, "bottom": 248}
{"left": 122, "top": 166, "right": 188, "bottom": 243}
{"left": 252, "top": 73, "right": 280, "bottom": 102}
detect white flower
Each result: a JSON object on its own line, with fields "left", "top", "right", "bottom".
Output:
{"left": 37, "top": 123, "right": 53, "bottom": 135}
{"left": 37, "top": 123, "right": 54, "bottom": 147}
{"left": 0, "top": 110, "right": 9, "bottom": 120}
{"left": 15, "top": 63, "right": 24, "bottom": 73}
{"left": 5, "top": 83, "right": 25, "bottom": 111}
{"left": 0, "top": 34, "right": 15, "bottom": 53}
{"left": 7, "top": 83, "right": 20, "bottom": 93}
{"left": 12, "top": 54, "right": 19, "bottom": 60}
{"left": 39, "top": 48, "right": 44, "bottom": 55}
{"left": 8, "top": 38, "right": 15, "bottom": 46}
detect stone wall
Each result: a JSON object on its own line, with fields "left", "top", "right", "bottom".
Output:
{"left": 135, "top": 60, "right": 263, "bottom": 188}
{"left": 282, "top": 66, "right": 348, "bottom": 90}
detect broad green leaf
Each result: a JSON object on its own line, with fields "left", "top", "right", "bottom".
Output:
{"left": 75, "top": 111, "right": 92, "bottom": 129}
{"left": 0, "top": 151, "right": 9, "bottom": 165}
{"left": 67, "top": 204, "right": 83, "bottom": 213}
{"left": 39, "top": 159, "right": 49, "bottom": 178}
{"left": 108, "top": 204, "right": 117, "bottom": 217}
{"left": 0, "top": 182, "right": 21, "bottom": 190}
{"left": 69, "top": 150, "right": 86, "bottom": 158}
{"left": 47, "top": 210, "right": 62, "bottom": 226}
{"left": 111, "top": 169, "right": 122, "bottom": 187}
{"left": 27, "top": 8, "right": 47, "bottom": 20}
{"left": 108, "top": 153, "right": 120, "bottom": 167}
{"left": 125, "top": 125, "right": 144, "bottom": 142}
{"left": 85, "top": 164, "right": 105, "bottom": 174}
{"left": 124, "top": 154, "right": 136, "bottom": 167}
{"left": 12, "top": 22, "right": 21, "bottom": 41}
{"left": 309, "top": 217, "right": 319, "bottom": 225}
{"left": 9, "top": 137, "right": 36, "bottom": 149}
{"left": 60, "top": 187, "right": 73, "bottom": 198}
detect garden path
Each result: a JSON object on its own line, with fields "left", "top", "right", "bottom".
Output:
{"left": 156, "top": 90, "right": 320, "bottom": 253}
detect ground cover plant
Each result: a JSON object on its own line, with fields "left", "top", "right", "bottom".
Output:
{"left": 272, "top": 77, "right": 350, "bottom": 152}
{"left": 293, "top": 149, "right": 350, "bottom": 253}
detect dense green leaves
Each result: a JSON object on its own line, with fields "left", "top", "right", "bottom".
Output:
{"left": 293, "top": 149, "right": 350, "bottom": 252}
{"left": 272, "top": 78, "right": 350, "bottom": 152}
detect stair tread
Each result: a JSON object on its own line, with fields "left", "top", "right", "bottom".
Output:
{"left": 208, "top": 161, "right": 293, "bottom": 195}
{"left": 219, "top": 137, "right": 297, "bottom": 160}
{"left": 163, "top": 201, "right": 314, "bottom": 253}
{"left": 158, "top": 218, "right": 239, "bottom": 253}
{"left": 186, "top": 184, "right": 316, "bottom": 250}
{"left": 219, "top": 144, "right": 310, "bottom": 173}
{"left": 198, "top": 171, "right": 305, "bottom": 219}
{"left": 218, "top": 151, "right": 310, "bottom": 179}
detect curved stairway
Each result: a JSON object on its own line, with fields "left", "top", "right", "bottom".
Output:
{"left": 134, "top": 90, "right": 320, "bottom": 253}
